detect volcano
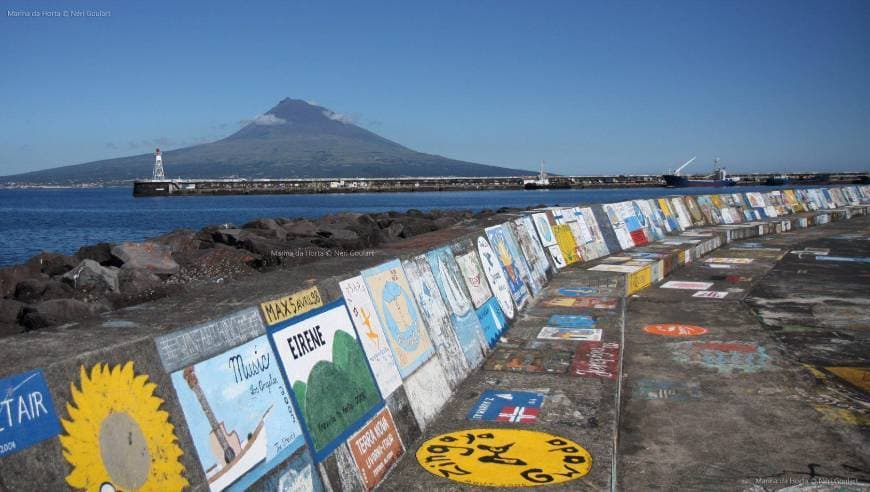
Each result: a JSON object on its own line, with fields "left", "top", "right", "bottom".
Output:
{"left": 2, "top": 98, "right": 532, "bottom": 184}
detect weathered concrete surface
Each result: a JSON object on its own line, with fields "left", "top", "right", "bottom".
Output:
{"left": 378, "top": 216, "right": 870, "bottom": 491}
{"left": 378, "top": 268, "right": 626, "bottom": 491}
{"left": 620, "top": 216, "right": 870, "bottom": 490}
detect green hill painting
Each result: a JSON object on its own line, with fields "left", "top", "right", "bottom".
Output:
{"left": 269, "top": 301, "right": 383, "bottom": 458}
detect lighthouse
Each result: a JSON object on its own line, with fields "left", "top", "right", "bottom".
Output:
{"left": 152, "top": 148, "right": 165, "bottom": 180}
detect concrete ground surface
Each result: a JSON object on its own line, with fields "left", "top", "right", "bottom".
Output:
{"left": 378, "top": 216, "right": 870, "bottom": 491}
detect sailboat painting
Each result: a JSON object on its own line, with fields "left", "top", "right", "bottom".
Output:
{"left": 171, "top": 335, "right": 305, "bottom": 492}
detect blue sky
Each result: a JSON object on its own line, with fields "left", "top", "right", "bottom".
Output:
{"left": 1, "top": 0, "right": 868, "bottom": 175}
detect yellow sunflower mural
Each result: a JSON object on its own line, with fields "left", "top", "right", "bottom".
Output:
{"left": 60, "top": 362, "right": 189, "bottom": 492}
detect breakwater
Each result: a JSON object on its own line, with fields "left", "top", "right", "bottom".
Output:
{"left": 0, "top": 185, "right": 867, "bottom": 491}
{"left": 131, "top": 172, "right": 868, "bottom": 196}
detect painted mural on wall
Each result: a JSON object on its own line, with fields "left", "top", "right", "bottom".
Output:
{"left": 552, "top": 224, "right": 580, "bottom": 265}
{"left": 511, "top": 216, "right": 551, "bottom": 286}
{"left": 453, "top": 244, "right": 493, "bottom": 308}
{"left": 402, "top": 256, "right": 473, "bottom": 385}
{"left": 415, "top": 429, "right": 591, "bottom": 487}
{"left": 453, "top": 239, "right": 508, "bottom": 347}
{"left": 0, "top": 369, "right": 61, "bottom": 458}
{"left": 256, "top": 448, "right": 324, "bottom": 492}
{"left": 477, "top": 236, "right": 517, "bottom": 320}
{"left": 60, "top": 362, "right": 189, "bottom": 491}
{"left": 572, "top": 207, "right": 609, "bottom": 260}
{"left": 340, "top": 276, "right": 404, "bottom": 398}
{"left": 348, "top": 407, "right": 404, "bottom": 490}
{"left": 547, "top": 243, "right": 567, "bottom": 269}
{"left": 260, "top": 286, "right": 324, "bottom": 326}
{"left": 268, "top": 301, "right": 383, "bottom": 461}
{"left": 170, "top": 335, "right": 304, "bottom": 492}
{"left": 361, "top": 260, "right": 435, "bottom": 378}
{"left": 425, "top": 247, "right": 490, "bottom": 358}
{"left": 493, "top": 224, "right": 542, "bottom": 294}
{"left": 156, "top": 307, "right": 266, "bottom": 374}
{"left": 486, "top": 225, "right": 533, "bottom": 304}
{"left": 531, "top": 212, "right": 557, "bottom": 247}
{"left": 602, "top": 203, "right": 634, "bottom": 250}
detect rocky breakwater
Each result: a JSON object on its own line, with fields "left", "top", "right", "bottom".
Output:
{"left": 0, "top": 207, "right": 526, "bottom": 337}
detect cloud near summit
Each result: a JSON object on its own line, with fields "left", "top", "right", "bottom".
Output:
{"left": 251, "top": 114, "right": 287, "bottom": 126}
{"left": 322, "top": 109, "right": 357, "bottom": 124}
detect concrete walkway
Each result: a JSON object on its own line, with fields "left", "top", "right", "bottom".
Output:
{"left": 621, "top": 216, "right": 870, "bottom": 491}
{"left": 378, "top": 215, "right": 870, "bottom": 491}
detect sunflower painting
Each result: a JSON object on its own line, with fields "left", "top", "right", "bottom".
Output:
{"left": 60, "top": 362, "right": 189, "bottom": 492}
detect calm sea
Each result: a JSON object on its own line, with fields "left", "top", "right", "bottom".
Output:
{"left": 0, "top": 185, "right": 794, "bottom": 266}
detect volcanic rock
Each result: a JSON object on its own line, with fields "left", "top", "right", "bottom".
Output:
{"left": 62, "top": 259, "right": 120, "bottom": 294}
{"left": 75, "top": 242, "right": 117, "bottom": 266}
{"left": 26, "top": 252, "right": 79, "bottom": 277}
{"left": 0, "top": 299, "right": 24, "bottom": 324}
{"left": 14, "top": 278, "right": 75, "bottom": 303}
{"left": 0, "top": 264, "right": 39, "bottom": 298}
{"left": 20, "top": 298, "right": 107, "bottom": 330}
{"left": 111, "top": 242, "right": 180, "bottom": 276}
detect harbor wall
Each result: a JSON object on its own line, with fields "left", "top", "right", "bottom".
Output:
{"left": 131, "top": 172, "right": 868, "bottom": 196}
{"left": 0, "top": 185, "right": 868, "bottom": 491}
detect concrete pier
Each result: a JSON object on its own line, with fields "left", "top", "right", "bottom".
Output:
{"left": 380, "top": 214, "right": 870, "bottom": 490}
{"left": 0, "top": 186, "right": 867, "bottom": 491}
{"left": 130, "top": 172, "right": 868, "bottom": 196}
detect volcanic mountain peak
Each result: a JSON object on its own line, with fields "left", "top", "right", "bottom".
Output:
{"left": 225, "top": 98, "right": 402, "bottom": 148}
{"left": 2, "top": 98, "right": 532, "bottom": 184}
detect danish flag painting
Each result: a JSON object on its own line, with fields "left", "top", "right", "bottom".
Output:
{"left": 496, "top": 406, "right": 539, "bottom": 423}
{"left": 467, "top": 390, "right": 545, "bottom": 423}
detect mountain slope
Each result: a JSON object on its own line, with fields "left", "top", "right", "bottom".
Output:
{"left": 2, "top": 98, "right": 533, "bottom": 184}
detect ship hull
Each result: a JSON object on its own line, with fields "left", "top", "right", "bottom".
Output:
{"left": 663, "top": 175, "right": 737, "bottom": 188}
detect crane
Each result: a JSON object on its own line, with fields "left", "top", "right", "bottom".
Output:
{"left": 672, "top": 156, "right": 696, "bottom": 176}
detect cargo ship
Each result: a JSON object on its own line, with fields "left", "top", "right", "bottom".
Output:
{"left": 662, "top": 157, "right": 738, "bottom": 188}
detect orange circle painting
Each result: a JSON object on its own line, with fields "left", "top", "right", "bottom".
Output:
{"left": 643, "top": 324, "right": 708, "bottom": 337}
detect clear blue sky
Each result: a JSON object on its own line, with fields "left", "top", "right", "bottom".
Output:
{"left": 1, "top": 0, "right": 868, "bottom": 175}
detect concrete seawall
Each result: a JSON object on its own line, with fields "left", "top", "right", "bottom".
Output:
{"left": 0, "top": 186, "right": 867, "bottom": 491}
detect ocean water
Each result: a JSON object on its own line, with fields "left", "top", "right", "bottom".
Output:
{"left": 0, "top": 185, "right": 795, "bottom": 266}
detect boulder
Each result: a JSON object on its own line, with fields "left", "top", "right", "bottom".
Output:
{"left": 26, "top": 252, "right": 79, "bottom": 276}
{"left": 239, "top": 235, "right": 291, "bottom": 263}
{"left": 348, "top": 214, "right": 381, "bottom": 247}
{"left": 13, "top": 278, "right": 75, "bottom": 303}
{"left": 62, "top": 259, "right": 120, "bottom": 294}
{"left": 211, "top": 228, "right": 250, "bottom": 246}
{"left": 394, "top": 217, "right": 437, "bottom": 238}
{"left": 243, "top": 218, "right": 281, "bottom": 230}
{"left": 0, "top": 264, "right": 39, "bottom": 298}
{"left": 152, "top": 229, "right": 209, "bottom": 255}
{"left": 20, "top": 298, "right": 107, "bottom": 330}
{"left": 316, "top": 227, "right": 359, "bottom": 241}
{"left": 379, "top": 222, "right": 405, "bottom": 242}
{"left": 283, "top": 220, "right": 319, "bottom": 238}
{"left": 111, "top": 242, "right": 180, "bottom": 276}
{"left": 433, "top": 216, "right": 460, "bottom": 230}
{"left": 243, "top": 219, "right": 287, "bottom": 240}
{"left": 0, "top": 299, "right": 24, "bottom": 324}
{"left": 117, "top": 268, "right": 164, "bottom": 297}
{"left": 75, "top": 242, "right": 117, "bottom": 266}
